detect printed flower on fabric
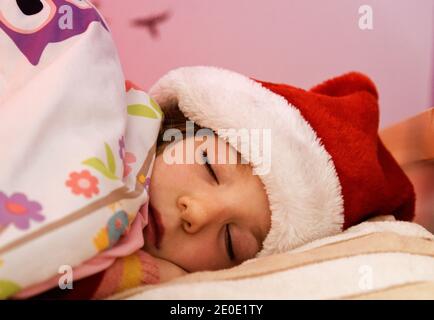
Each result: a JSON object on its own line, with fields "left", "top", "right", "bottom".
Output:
{"left": 144, "top": 177, "right": 151, "bottom": 191}
{"left": 93, "top": 227, "right": 110, "bottom": 252}
{"left": 119, "top": 136, "right": 125, "bottom": 160}
{"left": 108, "top": 210, "right": 129, "bottom": 247}
{"left": 123, "top": 152, "right": 136, "bottom": 178}
{"left": 0, "top": 192, "right": 44, "bottom": 231}
{"left": 137, "top": 175, "right": 151, "bottom": 192}
{"left": 93, "top": 210, "right": 129, "bottom": 252}
{"left": 65, "top": 170, "right": 99, "bottom": 199}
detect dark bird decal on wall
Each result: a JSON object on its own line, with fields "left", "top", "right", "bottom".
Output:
{"left": 131, "top": 11, "right": 171, "bottom": 38}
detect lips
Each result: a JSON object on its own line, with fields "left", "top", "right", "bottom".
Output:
{"left": 147, "top": 203, "right": 165, "bottom": 249}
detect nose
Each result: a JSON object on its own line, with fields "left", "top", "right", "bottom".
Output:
{"left": 177, "top": 195, "right": 220, "bottom": 234}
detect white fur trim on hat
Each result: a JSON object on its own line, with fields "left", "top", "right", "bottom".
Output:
{"left": 149, "top": 66, "right": 344, "bottom": 257}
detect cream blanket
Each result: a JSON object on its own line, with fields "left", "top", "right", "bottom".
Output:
{"left": 111, "top": 216, "right": 434, "bottom": 300}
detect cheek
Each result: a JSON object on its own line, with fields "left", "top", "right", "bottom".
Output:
{"left": 149, "top": 162, "right": 184, "bottom": 201}
{"left": 152, "top": 160, "right": 197, "bottom": 191}
{"left": 163, "top": 236, "right": 226, "bottom": 272}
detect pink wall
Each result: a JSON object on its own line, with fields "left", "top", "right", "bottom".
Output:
{"left": 95, "top": 0, "right": 434, "bottom": 128}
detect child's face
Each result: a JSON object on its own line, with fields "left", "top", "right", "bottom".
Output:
{"left": 143, "top": 135, "right": 271, "bottom": 272}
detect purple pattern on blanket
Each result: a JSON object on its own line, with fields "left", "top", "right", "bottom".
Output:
{"left": 0, "top": 0, "right": 108, "bottom": 65}
{"left": 0, "top": 192, "right": 44, "bottom": 231}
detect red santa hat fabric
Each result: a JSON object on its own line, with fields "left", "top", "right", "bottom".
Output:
{"left": 149, "top": 66, "right": 415, "bottom": 257}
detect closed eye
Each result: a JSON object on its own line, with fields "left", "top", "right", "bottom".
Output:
{"left": 225, "top": 224, "right": 236, "bottom": 261}
{"left": 201, "top": 150, "right": 219, "bottom": 184}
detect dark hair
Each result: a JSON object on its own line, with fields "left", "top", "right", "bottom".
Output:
{"left": 156, "top": 106, "right": 249, "bottom": 169}
{"left": 156, "top": 106, "right": 203, "bottom": 155}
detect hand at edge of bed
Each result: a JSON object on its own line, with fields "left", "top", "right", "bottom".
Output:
{"left": 380, "top": 107, "right": 434, "bottom": 166}
{"left": 379, "top": 107, "right": 434, "bottom": 233}
{"left": 152, "top": 256, "right": 189, "bottom": 283}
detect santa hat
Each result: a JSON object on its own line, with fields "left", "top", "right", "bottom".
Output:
{"left": 149, "top": 66, "right": 415, "bottom": 257}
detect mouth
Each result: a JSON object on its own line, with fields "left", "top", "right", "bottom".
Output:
{"left": 147, "top": 203, "right": 165, "bottom": 249}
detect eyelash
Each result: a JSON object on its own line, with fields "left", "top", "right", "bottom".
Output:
{"left": 225, "top": 224, "right": 235, "bottom": 261}
{"left": 201, "top": 150, "right": 219, "bottom": 184}
{"left": 201, "top": 150, "right": 235, "bottom": 261}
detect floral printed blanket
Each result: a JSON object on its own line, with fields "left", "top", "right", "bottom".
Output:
{"left": 0, "top": 0, "right": 161, "bottom": 299}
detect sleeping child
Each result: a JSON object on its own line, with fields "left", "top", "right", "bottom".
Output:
{"left": 0, "top": 1, "right": 415, "bottom": 299}
{"left": 24, "top": 66, "right": 415, "bottom": 299}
